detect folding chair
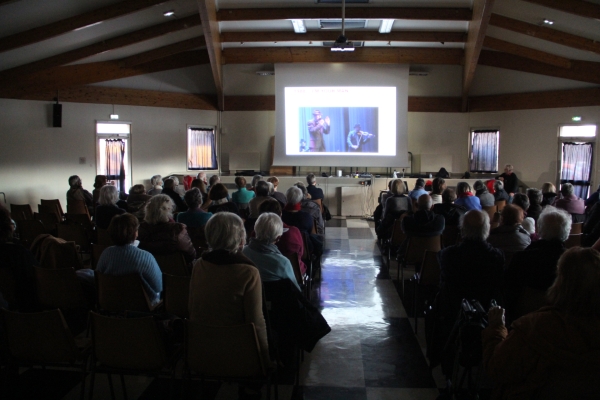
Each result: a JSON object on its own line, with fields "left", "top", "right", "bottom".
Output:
{"left": 482, "top": 205, "right": 496, "bottom": 224}
{"left": 40, "top": 199, "right": 64, "bottom": 221}
{"left": 564, "top": 233, "right": 582, "bottom": 248}
{"left": 10, "top": 204, "right": 33, "bottom": 221}
{"left": 285, "top": 253, "right": 311, "bottom": 300}
{"left": 95, "top": 272, "right": 161, "bottom": 313}
{"left": 67, "top": 199, "right": 90, "bottom": 216}
{"left": 58, "top": 221, "right": 92, "bottom": 254}
{"left": 413, "top": 250, "right": 441, "bottom": 333}
{"left": 15, "top": 219, "right": 47, "bottom": 249}
{"left": 386, "top": 215, "right": 407, "bottom": 270}
{"left": 442, "top": 225, "right": 460, "bottom": 248}
{"left": 570, "top": 222, "right": 583, "bottom": 235}
{"left": 495, "top": 200, "right": 506, "bottom": 212}
{"left": 186, "top": 226, "right": 208, "bottom": 255}
{"left": 398, "top": 235, "right": 442, "bottom": 298}
{"left": 163, "top": 273, "right": 191, "bottom": 318}
{"left": 154, "top": 252, "right": 190, "bottom": 276}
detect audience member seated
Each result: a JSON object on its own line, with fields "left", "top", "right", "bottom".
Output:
{"left": 295, "top": 182, "right": 324, "bottom": 235}
{"left": 127, "top": 184, "right": 152, "bottom": 221}
{"left": 432, "top": 210, "right": 504, "bottom": 375}
{"left": 432, "top": 188, "right": 466, "bottom": 227}
{"left": 66, "top": 174, "right": 93, "bottom": 209}
{"left": 96, "top": 213, "right": 162, "bottom": 306}
{"left": 401, "top": 194, "right": 445, "bottom": 237}
{"left": 208, "top": 174, "right": 220, "bottom": 192}
{"left": 376, "top": 179, "right": 411, "bottom": 240}
{"left": 430, "top": 178, "right": 446, "bottom": 205}
{"left": 176, "top": 188, "right": 213, "bottom": 228}
{"left": 196, "top": 172, "right": 208, "bottom": 186}
{"left": 553, "top": 182, "right": 585, "bottom": 218}
{"left": 92, "top": 175, "right": 107, "bottom": 210}
{"left": 585, "top": 184, "right": 600, "bottom": 210}
{"left": 168, "top": 175, "right": 186, "bottom": 198}
{"left": 540, "top": 182, "right": 557, "bottom": 206}
{"left": 521, "top": 217, "right": 536, "bottom": 239}
{"left": 454, "top": 181, "right": 482, "bottom": 211}
{"left": 483, "top": 247, "right": 600, "bottom": 399}
{"left": 190, "top": 178, "right": 208, "bottom": 204}
{"left": 138, "top": 195, "right": 196, "bottom": 264}
{"left": 250, "top": 174, "right": 263, "bottom": 192}
{"left": 259, "top": 200, "right": 306, "bottom": 275}
{"left": 283, "top": 186, "right": 323, "bottom": 256}
{"left": 473, "top": 180, "right": 495, "bottom": 207}
{"left": 242, "top": 212, "right": 301, "bottom": 291}
{"left": 306, "top": 173, "right": 324, "bottom": 200}
{"left": 583, "top": 201, "right": 600, "bottom": 246}
{"left": 249, "top": 181, "right": 272, "bottom": 218}
{"left": 526, "top": 188, "right": 543, "bottom": 221}
{"left": 493, "top": 180, "right": 510, "bottom": 203}
{"left": 408, "top": 178, "right": 427, "bottom": 202}
{"left": 374, "top": 180, "right": 394, "bottom": 231}
{"left": 95, "top": 185, "right": 127, "bottom": 230}
{"left": 0, "top": 206, "right": 38, "bottom": 311}
{"left": 504, "top": 207, "right": 570, "bottom": 315}
{"left": 188, "top": 212, "right": 270, "bottom": 365}
{"left": 232, "top": 176, "right": 255, "bottom": 210}
{"left": 496, "top": 164, "right": 519, "bottom": 197}
{"left": 161, "top": 178, "right": 188, "bottom": 213}
{"left": 147, "top": 174, "right": 163, "bottom": 196}
{"left": 207, "top": 183, "right": 239, "bottom": 215}
{"left": 267, "top": 176, "right": 287, "bottom": 206}
{"left": 487, "top": 204, "right": 531, "bottom": 253}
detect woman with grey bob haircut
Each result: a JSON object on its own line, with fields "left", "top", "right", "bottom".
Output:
{"left": 95, "top": 185, "right": 127, "bottom": 229}
{"left": 242, "top": 212, "right": 300, "bottom": 291}
{"left": 204, "top": 212, "right": 246, "bottom": 253}
{"left": 537, "top": 206, "right": 571, "bottom": 242}
{"left": 144, "top": 195, "right": 175, "bottom": 225}
{"left": 147, "top": 175, "right": 163, "bottom": 196}
{"left": 286, "top": 186, "right": 304, "bottom": 205}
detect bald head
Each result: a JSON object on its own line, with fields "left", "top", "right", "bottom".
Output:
{"left": 460, "top": 210, "right": 490, "bottom": 241}
{"left": 417, "top": 194, "right": 433, "bottom": 211}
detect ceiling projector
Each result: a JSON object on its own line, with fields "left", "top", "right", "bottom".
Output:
{"left": 331, "top": 35, "right": 354, "bottom": 52}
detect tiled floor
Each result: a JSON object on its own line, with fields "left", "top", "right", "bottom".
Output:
{"left": 11, "top": 217, "right": 452, "bottom": 399}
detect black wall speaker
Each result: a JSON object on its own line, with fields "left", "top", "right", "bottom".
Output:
{"left": 52, "top": 103, "right": 62, "bottom": 127}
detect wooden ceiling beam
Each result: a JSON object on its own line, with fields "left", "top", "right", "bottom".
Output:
{"left": 0, "top": 15, "right": 201, "bottom": 82}
{"left": 522, "top": 0, "right": 600, "bottom": 21}
{"left": 222, "top": 47, "right": 464, "bottom": 65}
{"left": 483, "top": 36, "right": 571, "bottom": 68}
{"left": 221, "top": 30, "right": 466, "bottom": 43}
{"left": 118, "top": 37, "right": 204, "bottom": 68}
{"left": 0, "top": 0, "right": 168, "bottom": 53}
{"left": 0, "top": 50, "right": 209, "bottom": 99}
{"left": 489, "top": 13, "right": 600, "bottom": 55}
{"left": 462, "top": 0, "right": 495, "bottom": 112}
{"left": 197, "top": 0, "right": 224, "bottom": 111}
{"left": 478, "top": 50, "right": 600, "bottom": 84}
{"left": 469, "top": 86, "right": 600, "bottom": 112}
{"left": 217, "top": 7, "right": 472, "bottom": 21}
{"left": 11, "top": 86, "right": 218, "bottom": 110}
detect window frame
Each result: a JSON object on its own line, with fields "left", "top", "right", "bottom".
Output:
{"left": 468, "top": 127, "right": 500, "bottom": 174}
{"left": 186, "top": 124, "right": 219, "bottom": 172}
{"left": 95, "top": 120, "right": 132, "bottom": 193}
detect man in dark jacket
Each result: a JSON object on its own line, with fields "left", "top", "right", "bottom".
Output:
{"left": 402, "top": 194, "right": 445, "bottom": 237}
{"left": 161, "top": 178, "right": 188, "bottom": 213}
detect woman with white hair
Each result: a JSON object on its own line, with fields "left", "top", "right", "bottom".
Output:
{"left": 281, "top": 186, "right": 314, "bottom": 235}
{"left": 188, "top": 212, "right": 271, "bottom": 367}
{"left": 243, "top": 212, "right": 301, "bottom": 291}
{"left": 137, "top": 194, "right": 196, "bottom": 264}
{"left": 95, "top": 185, "right": 127, "bottom": 229}
{"left": 147, "top": 175, "right": 163, "bottom": 196}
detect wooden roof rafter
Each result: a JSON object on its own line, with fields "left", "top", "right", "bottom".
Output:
{"left": 197, "top": 0, "right": 224, "bottom": 111}
{"left": 521, "top": 0, "right": 600, "bottom": 21}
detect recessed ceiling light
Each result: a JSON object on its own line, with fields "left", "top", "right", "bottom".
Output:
{"left": 163, "top": 10, "right": 175, "bottom": 17}
{"left": 572, "top": 116, "right": 582, "bottom": 122}
{"left": 290, "top": 19, "right": 306, "bottom": 34}
{"left": 379, "top": 19, "right": 394, "bottom": 34}
{"left": 543, "top": 19, "right": 554, "bottom": 25}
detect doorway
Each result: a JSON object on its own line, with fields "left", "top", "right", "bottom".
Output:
{"left": 558, "top": 125, "right": 597, "bottom": 199}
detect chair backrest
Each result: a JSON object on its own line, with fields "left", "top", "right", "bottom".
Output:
{"left": 92, "top": 244, "right": 110, "bottom": 269}
{"left": 16, "top": 220, "right": 47, "bottom": 249}
{"left": 65, "top": 212, "right": 92, "bottom": 228}
{"left": 34, "top": 266, "right": 88, "bottom": 310}
{"left": 67, "top": 200, "right": 90, "bottom": 216}
{"left": 95, "top": 272, "right": 152, "bottom": 313}
{"left": 418, "top": 250, "right": 441, "bottom": 286}
{"left": 10, "top": 204, "right": 33, "bottom": 221}
{"left": 570, "top": 222, "right": 583, "bottom": 234}
{"left": 154, "top": 252, "right": 189, "bottom": 276}
{"left": 34, "top": 212, "right": 60, "bottom": 233}
{"left": 482, "top": 205, "right": 497, "bottom": 223}
{"left": 405, "top": 235, "right": 442, "bottom": 264}
{"left": 1, "top": 308, "right": 79, "bottom": 364}
{"left": 0, "top": 267, "right": 17, "bottom": 306}
{"left": 571, "top": 213, "right": 585, "bottom": 223}
{"left": 311, "top": 198, "right": 323, "bottom": 213}
{"left": 187, "top": 226, "right": 208, "bottom": 254}
{"left": 495, "top": 200, "right": 506, "bottom": 212}
{"left": 90, "top": 311, "right": 167, "bottom": 371}
{"left": 96, "top": 228, "right": 113, "bottom": 246}
{"left": 390, "top": 215, "right": 407, "bottom": 247}
{"left": 442, "top": 225, "right": 461, "bottom": 248}
{"left": 564, "top": 233, "right": 582, "bottom": 249}
{"left": 185, "top": 321, "right": 265, "bottom": 377}
{"left": 57, "top": 222, "right": 91, "bottom": 252}
{"left": 284, "top": 254, "right": 305, "bottom": 287}
{"left": 163, "top": 273, "right": 190, "bottom": 318}
{"left": 40, "top": 199, "right": 64, "bottom": 219}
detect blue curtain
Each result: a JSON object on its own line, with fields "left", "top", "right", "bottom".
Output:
{"left": 299, "top": 107, "right": 379, "bottom": 153}
{"left": 470, "top": 130, "right": 499, "bottom": 173}
{"left": 561, "top": 142, "right": 592, "bottom": 198}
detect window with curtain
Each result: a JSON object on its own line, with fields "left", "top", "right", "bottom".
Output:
{"left": 97, "top": 122, "right": 130, "bottom": 193}
{"left": 188, "top": 127, "right": 218, "bottom": 170}
{"left": 561, "top": 142, "right": 593, "bottom": 199}
{"left": 470, "top": 129, "right": 499, "bottom": 173}
{"left": 104, "top": 139, "right": 126, "bottom": 192}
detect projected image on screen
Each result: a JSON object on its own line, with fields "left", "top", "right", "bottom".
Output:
{"left": 299, "top": 107, "right": 379, "bottom": 153}
{"left": 285, "top": 86, "right": 396, "bottom": 157}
